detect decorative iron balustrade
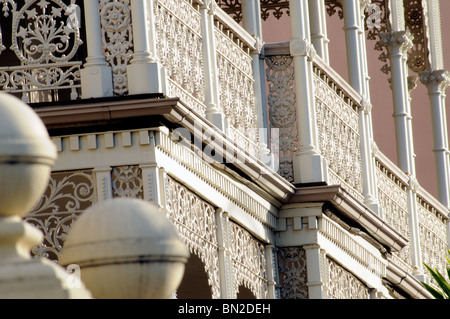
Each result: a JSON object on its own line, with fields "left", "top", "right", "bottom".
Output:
{"left": 153, "top": 0, "right": 206, "bottom": 115}
{"left": 264, "top": 47, "right": 364, "bottom": 200}
{"left": 0, "top": 0, "right": 84, "bottom": 102}
{"left": 375, "top": 151, "right": 449, "bottom": 282}
{"left": 375, "top": 153, "right": 413, "bottom": 272}
{"left": 264, "top": 43, "right": 449, "bottom": 285}
{"left": 152, "top": 0, "right": 259, "bottom": 157}
{"left": 0, "top": 0, "right": 260, "bottom": 157}
{"left": 416, "top": 189, "right": 448, "bottom": 278}
{"left": 312, "top": 58, "right": 364, "bottom": 202}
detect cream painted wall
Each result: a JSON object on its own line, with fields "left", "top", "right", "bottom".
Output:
{"left": 261, "top": 2, "right": 450, "bottom": 199}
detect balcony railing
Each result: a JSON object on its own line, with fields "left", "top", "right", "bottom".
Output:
{"left": 0, "top": 0, "right": 260, "bottom": 157}
{"left": 264, "top": 43, "right": 449, "bottom": 285}
{"left": 130, "top": 0, "right": 260, "bottom": 157}
{"left": 265, "top": 44, "right": 364, "bottom": 202}
{"left": 313, "top": 58, "right": 364, "bottom": 203}
{"left": 0, "top": 0, "right": 85, "bottom": 102}
{"left": 376, "top": 151, "right": 449, "bottom": 283}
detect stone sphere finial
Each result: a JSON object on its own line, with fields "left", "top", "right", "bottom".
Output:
{"left": 59, "top": 198, "right": 189, "bottom": 299}
{"left": 0, "top": 92, "right": 57, "bottom": 217}
{"left": 0, "top": 92, "right": 91, "bottom": 299}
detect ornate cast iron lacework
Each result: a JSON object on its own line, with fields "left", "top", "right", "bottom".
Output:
{"left": 164, "top": 175, "right": 221, "bottom": 299}
{"left": 324, "top": 0, "right": 343, "bottom": 19}
{"left": 153, "top": 0, "right": 206, "bottom": 115}
{"left": 265, "top": 54, "right": 298, "bottom": 182}
{"left": 260, "top": 0, "right": 290, "bottom": 21}
{"left": 326, "top": 257, "right": 370, "bottom": 299}
{"left": 277, "top": 247, "right": 308, "bottom": 299}
{"left": 111, "top": 165, "right": 143, "bottom": 199}
{"left": 24, "top": 170, "right": 95, "bottom": 262}
{"left": 0, "top": 0, "right": 83, "bottom": 101}
{"left": 403, "top": 0, "right": 430, "bottom": 73}
{"left": 216, "top": 0, "right": 289, "bottom": 23}
{"left": 229, "top": 221, "right": 268, "bottom": 299}
{"left": 365, "top": 0, "right": 390, "bottom": 74}
{"left": 99, "top": 0, "right": 134, "bottom": 95}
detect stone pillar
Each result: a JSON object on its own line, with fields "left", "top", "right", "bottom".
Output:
{"left": 127, "top": 0, "right": 166, "bottom": 94}
{"left": 289, "top": 0, "right": 328, "bottom": 185}
{"left": 304, "top": 243, "right": 325, "bottom": 299}
{"left": 80, "top": 0, "right": 113, "bottom": 98}
{"left": 276, "top": 203, "right": 324, "bottom": 299}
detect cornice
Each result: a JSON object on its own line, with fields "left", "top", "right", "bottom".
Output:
{"left": 288, "top": 184, "right": 409, "bottom": 252}
{"left": 32, "top": 95, "right": 295, "bottom": 203}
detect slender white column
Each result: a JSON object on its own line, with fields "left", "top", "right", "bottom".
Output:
{"left": 80, "top": 0, "right": 113, "bottom": 98}
{"left": 342, "top": 0, "right": 379, "bottom": 213}
{"left": 200, "top": 1, "right": 225, "bottom": 131}
{"left": 127, "top": 0, "right": 165, "bottom": 94}
{"left": 380, "top": 31, "right": 415, "bottom": 174}
{"left": 289, "top": 0, "right": 327, "bottom": 185}
{"left": 380, "top": 30, "right": 425, "bottom": 278}
{"left": 342, "top": 0, "right": 363, "bottom": 92}
{"left": 242, "top": 0, "right": 272, "bottom": 166}
{"left": 308, "top": 0, "right": 329, "bottom": 64}
{"left": 420, "top": 69, "right": 450, "bottom": 208}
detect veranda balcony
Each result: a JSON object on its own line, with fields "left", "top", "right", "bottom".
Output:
{"left": 264, "top": 43, "right": 449, "bottom": 286}
{"left": 1, "top": 0, "right": 447, "bottom": 290}
{"left": 0, "top": 0, "right": 260, "bottom": 158}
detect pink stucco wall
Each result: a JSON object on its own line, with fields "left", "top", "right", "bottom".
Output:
{"left": 261, "top": 3, "right": 450, "bottom": 199}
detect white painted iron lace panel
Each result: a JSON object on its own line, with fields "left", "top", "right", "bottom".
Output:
{"left": 215, "top": 21, "right": 259, "bottom": 153}
{"left": 375, "top": 158, "right": 412, "bottom": 269}
{"left": 265, "top": 54, "right": 298, "bottom": 182}
{"left": 0, "top": 0, "right": 83, "bottom": 101}
{"left": 229, "top": 221, "right": 268, "bottom": 299}
{"left": 277, "top": 247, "right": 308, "bottom": 299}
{"left": 313, "top": 70, "right": 363, "bottom": 200}
{"left": 154, "top": 0, "right": 206, "bottom": 115}
{"left": 111, "top": 165, "right": 143, "bottom": 199}
{"left": 24, "top": 170, "right": 95, "bottom": 262}
{"left": 417, "top": 199, "right": 448, "bottom": 280}
{"left": 165, "top": 175, "right": 221, "bottom": 299}
{"left": 326, "top": 257, "right": 370, "bottom": 299}
{"left": 99, "top": 0, "right": 133, "bottom": 95}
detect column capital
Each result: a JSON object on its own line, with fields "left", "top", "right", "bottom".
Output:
{"left": 379, "top": 30, "right": 413, "bottom": 56}
{"left": 419, "top": 69, "right": 450, "bottom": 94}
{"left": 361, "top": 97, "right": 373, "bottom": 115}
{"left": 201, "top": 0, "right": 218, "bottom": 14}
{"left": 407, "top": 75, "right": 418, "bottom": 93}
{"left": 407, "top": 175, "right": 420, "bottom": 193}
{"left": 290, "top": 38, "right": 316, "bottom": 62}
